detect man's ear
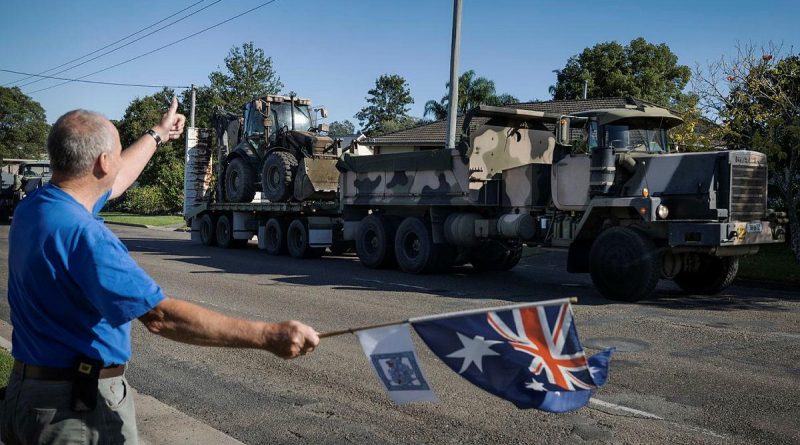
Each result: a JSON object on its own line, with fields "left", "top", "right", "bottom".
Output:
{"left": 97, "top": 151, "right": 112, "bottom": 176}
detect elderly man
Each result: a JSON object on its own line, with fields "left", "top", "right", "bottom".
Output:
{"left": 1, "top": 99, "right": 319, "bottom": 444}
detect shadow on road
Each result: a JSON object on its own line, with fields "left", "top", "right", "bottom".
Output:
{"left": 120, "top": 236, "right": 799, "bottom": 310}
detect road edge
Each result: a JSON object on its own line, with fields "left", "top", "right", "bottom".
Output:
{"left": 0, "top": 320, "right": 243, "bottom": 445}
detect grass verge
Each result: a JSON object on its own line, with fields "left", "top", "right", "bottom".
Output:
{"left": 0, "top": 348, "right": 13, "bottom": 387}
{"left": 100, "top": 212, "right": 185, "bottom": 227}
{"left": 738, "top": 243, "right": 800, "bottom": 285}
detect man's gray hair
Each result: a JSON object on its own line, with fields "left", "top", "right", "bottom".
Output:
{"left": 47, "top": 110, "right": 114, "bottom": 177}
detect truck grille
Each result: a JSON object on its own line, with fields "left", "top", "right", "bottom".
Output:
{"left": 729, "top": 164, "right": 767, "bottom": 221}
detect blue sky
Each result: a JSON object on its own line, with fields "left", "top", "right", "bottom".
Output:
{"left": 1, "top": 0, "right": 798, "bottom": 127}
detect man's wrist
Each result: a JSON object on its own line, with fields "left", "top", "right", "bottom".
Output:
{"left": 148, "top": 126, "right": 170, "bottom": 145}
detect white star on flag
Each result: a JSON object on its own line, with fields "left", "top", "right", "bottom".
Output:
{"left": 446, "top": 332, "right": 501, "bottom": 374}
{"left": 525, "top": 379, "right": 546, "bottom": 391}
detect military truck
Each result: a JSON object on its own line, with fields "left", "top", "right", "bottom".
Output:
{"left": 0, "top": 159, "right": 51, "bottom": 221}
{"left": 185, "top": 100, "right": 785, "bottom": 301}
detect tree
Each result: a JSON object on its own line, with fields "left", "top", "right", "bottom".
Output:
{"left": 208, "top": 41, "right": 283, "bottom": 113}
{"left": 355, "top": 74, "right": 414, "bottom": 135}
{"left": 424, "top": 70, "right": 518, "bottom": 120}
{"left": 694, "top": 43, "right": 800, "bottom": 262}
{"left": 117, "top": 87, "right": 185, "bottom": 213}
{"left": 550, "top": 37, "right": 691, "bottom": 106}
{"left": 0, "top": 87, "right": 49, "bottom": 159}
{"left": 327, "top": 120, "right": 356, "bottom": 137}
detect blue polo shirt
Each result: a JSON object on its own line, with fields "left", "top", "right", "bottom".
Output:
{"left": 8, "top": 183, "right": 165, "bottom": 368}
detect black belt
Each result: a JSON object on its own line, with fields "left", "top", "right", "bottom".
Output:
{"left": 13, "top": 360, "right": 125, "bottom": 381}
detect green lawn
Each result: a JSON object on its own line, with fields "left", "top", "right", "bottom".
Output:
{"left": 0, "top": 349, "right": 13, "bottom": 387}
{"left": 738, "top": 243, "right": 800, "bottom": 285}
{"left": 100, "top": 212, "right": 185, "bottom": 227}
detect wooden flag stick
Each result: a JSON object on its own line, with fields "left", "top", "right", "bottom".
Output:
{"left": 318, "top": 297, "right": 578, "bottom": 339}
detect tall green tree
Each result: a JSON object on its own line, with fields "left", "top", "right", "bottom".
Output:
{"left": 117, "top": 87, "right": 185, "bottom": 213}
{"left": 208, "top": 41, "right": 283, "bottom": 113}
{"left": 694, "top": 44, "right": 800, "bottom": 262}
{"left": 550, "top": 37, "right": 691, "bottom": 106}
{"left": 327, "top": 120, "right": 355, "bottom": 137}
{"left": 424, "top": 70, "right": 518, "bottom": 120}
{"left": 0, "top": 87, "right": 49, "bottom": 159}
{"left": 355, "top": 74, "right": 415, "bottom": 135}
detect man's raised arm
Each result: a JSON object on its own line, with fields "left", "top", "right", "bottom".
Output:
{"left": 138, "top": 298, "right": 319, "bottom": 359}
{"left": 111, "top": 97, "right": 186, "bottom": 199}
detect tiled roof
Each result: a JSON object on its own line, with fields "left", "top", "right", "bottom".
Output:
{"left": 361, "top": 97, "right": 658, "bottom": 146}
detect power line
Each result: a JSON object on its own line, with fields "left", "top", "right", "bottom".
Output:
{"left": 17, "top": 0, "right": 223, "bottom": 89}
{"left": 3, "top": 0, "right": 206, "bottom": 87}
{"left": 28, "top": 0, "right": 277, "bottom": 95}
{"left": 0, "top": 69, "right": 190, "bottom": 89}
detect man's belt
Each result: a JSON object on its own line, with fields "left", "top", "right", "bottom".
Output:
{"left": 13, "top": 360, "right": 125, "bottom": 381}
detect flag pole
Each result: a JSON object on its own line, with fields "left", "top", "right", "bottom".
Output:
{"left": 318, "top": 297, "right": 578, "bottom": 339}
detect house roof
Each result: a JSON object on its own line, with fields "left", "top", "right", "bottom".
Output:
{"left": 360, "top": 97, "right": 668, "bottom": 146}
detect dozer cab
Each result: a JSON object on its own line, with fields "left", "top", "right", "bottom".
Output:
{"left": 215, "top": 95, "right": 340, "bottom": 203}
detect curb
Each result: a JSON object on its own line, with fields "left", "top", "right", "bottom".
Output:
{"left": 733, "top": 278, "right": 800, "bottom": 292}
{"left": 0, "top": 321, "right": 242, "bottom": 445}
{"left": 104, "top": 221, "right": 151, "bottom": 229}
{"left": 104, "top": 221, "right": 189, "bottom": 232}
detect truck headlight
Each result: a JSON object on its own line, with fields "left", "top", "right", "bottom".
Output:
{"left": 656, "top": 204, "right": 669, "bottom": 219}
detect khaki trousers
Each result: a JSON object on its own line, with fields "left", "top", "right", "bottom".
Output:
{"left": 0, "top": 372, "right": 138, "bottom": 444}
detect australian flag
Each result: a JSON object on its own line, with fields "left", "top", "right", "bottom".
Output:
{"left": 411, "top": 300, "right": 613, "bottom": 413}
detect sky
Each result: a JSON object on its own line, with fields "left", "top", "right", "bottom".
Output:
{"left": 1, "top": 0, "right": 798, "bottom": 127}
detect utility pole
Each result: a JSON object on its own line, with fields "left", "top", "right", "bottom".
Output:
{"left": 583, "top": 80, "right": 588, "bottom": 100}
{"left": 445, "top": 0, "right": 462, "bottom": 150}
{"left": 190, "top": 84, "right": 197, "bottom": 128}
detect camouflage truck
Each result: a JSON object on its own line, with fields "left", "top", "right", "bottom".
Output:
{"left": 185, "top": 101, "right": 786, "bottom": 302}
{"left": 0, "top": 159, "right": 51, "bottom": 221}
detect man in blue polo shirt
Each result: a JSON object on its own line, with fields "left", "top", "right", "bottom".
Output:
{"left": 1, "top": 99, "right": 319, "bottom": 444}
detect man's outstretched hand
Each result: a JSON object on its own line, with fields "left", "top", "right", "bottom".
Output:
{"left": 264, "top": 320, "right": 320, "bottom": 359}
{"left": 154, "top": 97, "right": 186, "bottom": 142}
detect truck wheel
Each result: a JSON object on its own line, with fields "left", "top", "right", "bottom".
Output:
{"left": 199, "top": 214, "right": 216, "bottom": 246}
{"left": 470, "top": 242, "right": 522, "bottom": 272}
{"left": 356, "top": 214, "right": 397, "bottom": 269}
{"left": 263, "top": 218, "right": 288, "bottom": 255}
{"left": 394, "top": 217, "right": 442, "bottom": 274}
{"left": 589, "top": 227, "right": 660, "bottom": 302}
{"left": 673, "top": 255, "right": 739, "bottom": 295}
{"left": 225, "top": 157, "right": 257, "bottom": 203}
{"left": 216, "top": 214, "right": 248, "bottom": 249}
{"left": 262, "top": 152, "right": 298, "bottom": 202}
{"left": 287, "top": 218, "right": 325, "bottom": 259}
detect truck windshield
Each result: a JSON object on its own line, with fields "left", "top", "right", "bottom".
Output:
{"left": 603, "top": 125, "right": 669, "bottom": 153}
{"left": 272, "top": 103, "right": 312, "bottom": 132}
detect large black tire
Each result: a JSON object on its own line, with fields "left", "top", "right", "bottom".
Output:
{"left": 225, "top": 157, "right": 257, "bottom": 203}
{"left": 673, "top": 255, "right": 739, "bottom": 295}
{"left": 394, "top": 217, "right": 443, "bottom": 274}
{"left": 470, "top": 242, "right": 523, "bottom": 272}
{"left": 286, "top": 218, "right": 325, "bottom": 259}
{"left": 263, "top": 218, "right": 288, "bottom": 256}
{"left": 199, "top": 214, "right": 216, "bottom": 246}
{"left": 262, "top": 151, "right": 298, "bottom": 202}
{"left": 356, "top": 214, "right": 397, "bottom": 269}
{"left": 589, "top": 226, "right": 661, "bottom": 302}
{"left": 216, "top": 214, "right": 248, "bottom": 249}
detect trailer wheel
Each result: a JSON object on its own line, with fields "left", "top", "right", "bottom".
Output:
{"left": 287, "top": 218, "right": 325, "bottom": 259}
{"left": 262, "top": 151, "right": 298, "bottom": 202}
{"left": 589, "top": 227, "right": 660, "bottom": 302}
{"left": 199, "top": 214, "right": 216, "bottom": 246}
{"left": 673, "top": 255, "right": 739, "bottom": 295}
{"left": 394, "top": 217, "right": 442, "bottom": 274}
{"left": 216, "top": 214, "right": 248, "bottom": 249}
{"left": 225, "top": 157, "right": 257, "bottom": 203}
{"left": 356, "top": 214, "right": 397, "bottom": 269}
{"left": 263, "top": 218, "right": 288, "bottom": 255}
{"left": 470, "top": 242, "right": 522, "bottom": 272}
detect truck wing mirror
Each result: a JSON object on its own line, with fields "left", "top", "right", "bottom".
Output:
{"left": 319, "top": 107, "right": 328, "bottom": 118}
{"left": 317, "top": 123, "right": 330, "bottom": 132}
{"left": 556, "top": 117, "right": 572, "bottom": 146}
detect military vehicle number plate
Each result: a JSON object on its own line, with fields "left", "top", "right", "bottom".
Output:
{"left": 746, "top": 222, "right": 763, "bottom": 233}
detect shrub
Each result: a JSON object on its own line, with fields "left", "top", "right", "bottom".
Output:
{"left": 122, "top": 185, "right": 166, "bottom": 215}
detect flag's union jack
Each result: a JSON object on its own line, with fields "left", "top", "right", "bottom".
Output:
{"left": 487, "top": 304, "right": 594, "bottom": 391}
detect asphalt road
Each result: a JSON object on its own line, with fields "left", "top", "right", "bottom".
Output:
{"left": 2, "top": 224, "right": 798, "bottom": 444}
